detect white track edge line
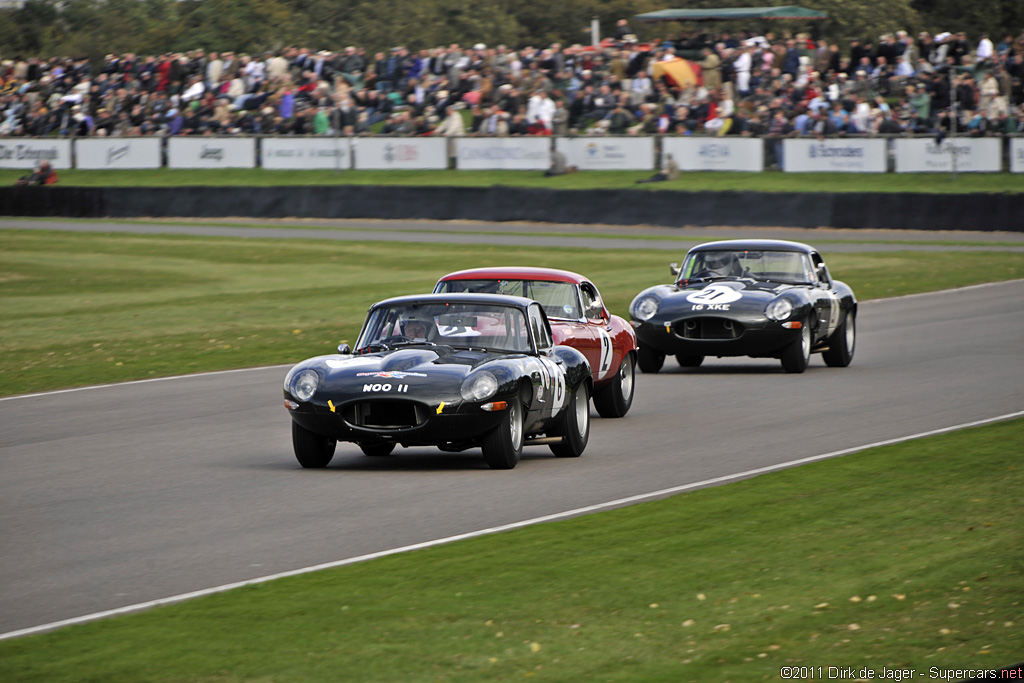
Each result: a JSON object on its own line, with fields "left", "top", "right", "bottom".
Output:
{"left": 0, "top": 364, "right": 293, "bottom": 402}
{"left": 4, "top": 278, "right": 1022, "bottom": 403}
{"left": 2, "top": 409, "right": 1021, "bottom": 642}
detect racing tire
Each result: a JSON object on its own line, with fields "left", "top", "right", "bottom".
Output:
{"left": 550, "top": 383, "right": 591, "bottom": 457}
{"left": 594, "top": 354, "right": 634, "bottom": 418}
{"left": 780, "top": 322, "right": 812, "bottom": 374}
{"left": 359, "top": 442, "right": 396, "bottom": 457}
{"left": 637, "top": 346, "right": 665, "bottom": 374}
{"left": 822, "top": 312, "right": 856, "bottom": 368}
{"left": 292, "top": 422, "right": 337, "bottom": 468}
{"left": 675, "top": 354, "right": 704, "bottom": 368}
{"left": 482, "top": 396, "right": 523, "bottom": 470}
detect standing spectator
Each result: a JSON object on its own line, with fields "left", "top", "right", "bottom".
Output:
{"left": 733, "top": 44, "right": 753, "bottom": 96}
{"left": 700, "top": 47, "right": 722, "bottom": 93}
{"left": 781, "top": 39, "right": 801, "bottom": 79}
{"left": 975, "top": 34, "right": 994, "bottom": 66}
{"left": 526, "top": 88, "right": 556, "bottom": 134}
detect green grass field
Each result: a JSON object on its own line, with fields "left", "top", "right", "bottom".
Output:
{"left": 1, "top": 418, "right": 1020, "bottom": 682}
{"left": 2, "top": 229, "right": 1022, "bottom": 397}
{"left": 3, "top": 167, "right": 1024, "bottom": 193}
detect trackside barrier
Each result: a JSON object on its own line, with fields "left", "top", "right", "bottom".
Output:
{"left": 4, "top": 184, "right": 1022, "bottom": 232}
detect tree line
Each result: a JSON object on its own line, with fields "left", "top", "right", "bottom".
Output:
{"left": 1, "top": 0, "right": 1021, "bottom": 64}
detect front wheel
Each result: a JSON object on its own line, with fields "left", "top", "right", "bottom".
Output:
{"left": 780, "top": 322, "right": 812, "bottom": 374}
{"left": 550, "top": 383, "right": 591, "bottom": 457}
{"left": 637, "top": 346, "right": 665, "bottom": 373}
{"left": 822, "top": 312, "right": 856, "bottom": 368}
{"left": 676, "top": 354, "right": 704, "bottom": 367}
{"left": 359, "top": 442, "right": 396, "bottom": 457}
{"left": 481, "top": 397, "right": 523, "bottom": 469}
{"left": 292, "top": 422, "right": 337, "bottom": 468}
{"left": 594, "top": 354, "right": 634, "bottom": 418}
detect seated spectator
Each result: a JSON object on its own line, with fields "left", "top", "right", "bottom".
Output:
{"left": 15, "top": 160, "right": 58, "bottom": 186}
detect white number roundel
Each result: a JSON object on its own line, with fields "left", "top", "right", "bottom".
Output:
{"left": 686, "top": 284, "right": 742, "bottom": 305}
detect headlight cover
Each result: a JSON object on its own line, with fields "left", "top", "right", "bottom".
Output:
{"left": 765, "top": 297, "right": 795, "bottom": 322}
{"left": 292, "top": 370, "right": 319, "bottom": 402}
{"left": 632, "top": 296, "right": 659, "bottom": 321}
{"left": 461, "top": 371, "right": 498, "bottom": 402}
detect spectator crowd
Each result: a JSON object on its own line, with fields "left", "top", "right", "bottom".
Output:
{"left": 2, "top": 22, "right": 1023, "bottom": 145}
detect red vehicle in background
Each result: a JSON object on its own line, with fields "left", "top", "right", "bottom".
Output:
{"left": 435, "top": 267, "right": 638, "bottom": 418}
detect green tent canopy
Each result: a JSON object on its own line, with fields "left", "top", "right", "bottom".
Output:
{"left": 634, "top": 5, "right": 828, "bottom": 22}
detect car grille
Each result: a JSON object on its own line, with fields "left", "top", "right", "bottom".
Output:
{"left": 342, "top": 401, "right": 430, "bottom": 430}
{"left": 675, "top": 317, "right": 744, "bottom": 340}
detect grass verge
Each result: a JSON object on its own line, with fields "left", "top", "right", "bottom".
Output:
{"left": 2, "top": 168, "right": 1024, "bottom": 193}
{"left": 0, "top": 418, "right": 1020, "bottom": 682}
{"left": 2, "top": 229, "right": 1022, "bottom": 396}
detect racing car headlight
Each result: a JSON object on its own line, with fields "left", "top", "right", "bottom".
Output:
{"left": 292, "top": 370, "right": 319, "bottom": 402}
{"left": 632, "top": 296, "right": 659, "bottom": 321}
{"left": 765, "top": 297, "right": 795, "bottom": 322}
{"left": 461, "top": 371, "right": 498, "bottom": 402}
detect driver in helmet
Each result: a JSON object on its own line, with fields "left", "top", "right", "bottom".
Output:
{"left": 402, "top": 317, "right": 433, "bottom": 340}
{"left": 703, "top": 252, "right": 740, "bottom": 276}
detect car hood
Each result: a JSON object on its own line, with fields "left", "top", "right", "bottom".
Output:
{"left": 636, "top": 279, "right": 806, "bottom": 320}
{"left": 290, "top": 346, "right": 523, "bottom": 395}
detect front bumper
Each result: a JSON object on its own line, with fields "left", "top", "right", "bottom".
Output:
{"left": 286, "top": 396, "right": 506, "bottom": 446}
{"left": 634, "top": 317, "right": 800, "bottom": 358}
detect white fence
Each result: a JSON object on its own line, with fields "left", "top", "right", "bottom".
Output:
{"left": 9, "top": 135, "right": 1021, "bottom": 173}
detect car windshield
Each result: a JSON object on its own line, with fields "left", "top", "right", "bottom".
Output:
{"left": 356, "top": 302, "right": 532, "bottom": 354}
{"left": 436, "top": 279, "right": 582, "bottom": 320}
{"left": 680, "top": 250, "right": 815, "bottom": 285}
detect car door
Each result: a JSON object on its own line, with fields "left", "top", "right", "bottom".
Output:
{"left": 527, "top": 303, "right": 567, "bottom": 423}
{"left": 809, "top": 252, "right": 840, "bottom": 339}
{"left": 579, "top": 282, "right": 616, "bottom": 382}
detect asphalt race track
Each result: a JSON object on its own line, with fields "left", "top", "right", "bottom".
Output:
{"left": 1, "top": 220, "right": 1022, "bottom": 638}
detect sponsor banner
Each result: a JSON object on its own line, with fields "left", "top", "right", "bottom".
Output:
{"left": 1012, "top": 139, "right": 1024, "bottom": 174}
{"left": 783, "top": 138, "right": 887, "bottom": 173}
{"left": 894, "top": 138, "right": 1002, "bottom": 173}
{"left": 0, "top": 139, "right": 73, "bottom": 169}
{"left": 75, "top": 138, "right": 162, "bottom": 170}
{"left": 456, "top": 137, "right": 550, "bottom": 170}
{"left": 261, "top": 137, "right": 352, "bottom": 170}
{"left": 555, "top": 137, "right": 655, "bottom": 170}
{"left": 353, "top": 138, "right": 448, "bottom": 170}
{"left": 893, "top": 138, "right": 1002, "bottom": 173}
{"left": 167, "top": 137, "right": 256, "bottom": 169}
{"left": 662, "top": 137, "right": 763, "bottom": 172}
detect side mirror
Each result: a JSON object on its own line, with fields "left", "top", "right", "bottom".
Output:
{"left": 337, "top": 343, "right": 352, "bottom": 355}
{"left": 670, "top": 262, "right": 680, "bottom": 276}
{"left": 586, "top": 299, "right": 605, "bottom": 320}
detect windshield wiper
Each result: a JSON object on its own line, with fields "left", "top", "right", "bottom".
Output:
{"left": 388, "top": 340, "right": 438, "bottom": 348}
